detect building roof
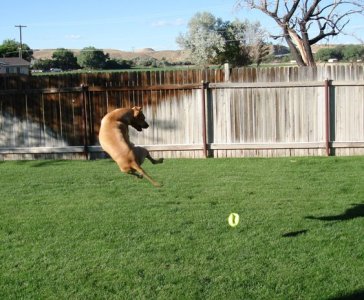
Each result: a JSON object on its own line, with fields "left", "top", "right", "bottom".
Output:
{"left": 0, "top": 57, "right": 30, "bottom": 66}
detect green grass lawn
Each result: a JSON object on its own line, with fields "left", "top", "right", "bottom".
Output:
{"left": 1, "top": 157, "right": 363, "bottom": 299}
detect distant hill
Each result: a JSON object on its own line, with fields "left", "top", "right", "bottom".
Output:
{"left": 32, "top": 48, "right": 190, "bottom": 63}
{"left": 32, "top": 44, "right": 363, "bottom": 63}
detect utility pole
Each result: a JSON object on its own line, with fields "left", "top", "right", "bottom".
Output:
{"left": 15, "top": 25, "right": 27, "bottom": 59}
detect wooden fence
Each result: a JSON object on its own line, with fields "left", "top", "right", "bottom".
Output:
{"left": 0, "top": 64, "right": 363, "bottom": 160}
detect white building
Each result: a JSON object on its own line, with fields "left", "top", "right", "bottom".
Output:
{"left": 0, "top": 57, "right": 30, "bottom": 75}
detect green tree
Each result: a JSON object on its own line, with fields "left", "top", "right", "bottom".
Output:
{"left": 342, "top": 45, "right": 364, "bottom": 61}
{"left": 77, "top": 47, "right": 109, "bottom": 69}
{"left": 215, "top": 19, "right": 251, "bottom": 66}
{"left": 0, "top": 39, "right": 33, "bottom": 61}
{"left": 32, "top": 59, "right": 54, "bottom": 71}
{"left": 177, "top": 12, "right": 267, "bottom": 67}
{"left": 176, "top": 12, "right": 225, "bottom": 66}
{"left": 104, "top": 58, "right": 132, "bottom": 69}
{"left": 52, "top": 48, "right": 79, "bottom": 70}
{"left": 315, "top": 47, "right": 343, "bottom": 62}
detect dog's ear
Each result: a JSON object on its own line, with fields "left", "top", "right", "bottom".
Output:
{"left": 132, "top": 106, "right": 143, "bottom": 117}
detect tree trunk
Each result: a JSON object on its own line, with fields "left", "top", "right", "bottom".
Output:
{"left": 282, "top": 27, "right": 306, "bottom": 66}
{"left": 287, "top": 28, "right": 316, "bottom": 67}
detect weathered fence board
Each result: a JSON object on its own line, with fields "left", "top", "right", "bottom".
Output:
{"left": 0, "top": 65, "right": 363, "bottom": 160}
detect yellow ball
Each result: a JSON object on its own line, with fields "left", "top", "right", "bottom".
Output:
{"left": 228, "top": 213, "right": 239, "bottom": 227}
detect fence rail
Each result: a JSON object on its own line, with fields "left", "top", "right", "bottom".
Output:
{"left": 1, "top": 64, "right": 363, "bottom": 160}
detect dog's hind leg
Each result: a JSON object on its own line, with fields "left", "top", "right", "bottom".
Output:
{"left": 132, "top": 146, "right": 148, "bottom": 166}
{"left": 133, "top": 146, "right": 163, "bottom": 165}
{"left": 146, "top": 153, "right": 164, "bottom": 164}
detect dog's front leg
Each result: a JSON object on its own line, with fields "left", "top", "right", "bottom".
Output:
{"left": 127, "top": 170, "right": 143, "bottom": 179}
{"left": 131, "top": 162, "right": 161, "bottom": 187}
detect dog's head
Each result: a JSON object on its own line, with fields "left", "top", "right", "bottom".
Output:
{"left": 122, "top": 106, "right": 149, "bottom": 132}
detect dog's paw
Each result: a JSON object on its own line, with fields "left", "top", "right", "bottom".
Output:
{"left": 153, "top": 182, "right": 163, "bottom": 188}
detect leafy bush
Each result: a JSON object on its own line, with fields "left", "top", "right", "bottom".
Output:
{"left": 104, "top": 58, "right": 132, "bottom": 70}
{"left": 315, "top": 45, "right": 364, "bottom": 62}
{"left": 315, "top": 47, "right": 343, "bottom": 61}
{"left": 52, "top": 48, "right": 80, "bottom": 70}
{"left": 77, "top": 47, "right": 109, "bottom": 69}
{"left": 32, "top": 59, "right": 55, "bottom": 71}
{"left": 342, "top": 45, "right": 364, "bottom": 61}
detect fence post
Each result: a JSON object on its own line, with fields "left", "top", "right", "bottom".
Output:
{"left": 81, "top": 84, "right": 89, "bottom": 160}
{"left": 224, "top": 63, "right": 230, "bottom": 82}
{"left": 201, "top": 81, "right": 208, "bottom": 158}
{"left": 324, "top": 79, "right": 331, "bottom": 156}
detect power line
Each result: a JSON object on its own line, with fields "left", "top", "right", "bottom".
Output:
{"left": 15, "top": 25, "right": 27, "bottom": 59}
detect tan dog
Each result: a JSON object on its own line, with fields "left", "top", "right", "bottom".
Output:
{"left": 99, "top": 107, "right": 163, "bottom": 187}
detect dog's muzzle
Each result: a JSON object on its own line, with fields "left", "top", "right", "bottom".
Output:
{"left": 142, "top": 122, "right": 149, "bottom": 129}
{"left": 133, "top": 121, "right": 149, "bottom": 131}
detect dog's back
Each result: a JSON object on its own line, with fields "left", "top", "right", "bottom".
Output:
{"left": 99, "top": 108, "right": 132, "bottom": 170}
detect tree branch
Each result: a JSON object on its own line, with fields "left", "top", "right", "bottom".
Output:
{"left": 235, "top": 0, "right": 364, "bottom": 66}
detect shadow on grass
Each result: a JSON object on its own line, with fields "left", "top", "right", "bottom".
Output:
{"left": 305, "top": 204, "right": 364, "bottom": 222}
{"left": 29, "top": 160, "right": 71, "bottom": 168}
{"left": 28, "top": 159, "right": 116, "bottom": 168}
{"left": 283, "top": 203, "right": 364, "bottom": 238}
{"left": 282, "top": 229, "right": 308, "bottom": 238}
{"left": 327, "top": 289, "right": 364, "bottom": 300}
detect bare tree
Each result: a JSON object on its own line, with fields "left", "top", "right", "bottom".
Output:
{"left": 235, "top": 0, "right": 364, "bottom": 66}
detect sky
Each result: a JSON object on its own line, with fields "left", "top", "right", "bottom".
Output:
{"left": 1, "top": 0, "right": 364, "bottom": 52}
